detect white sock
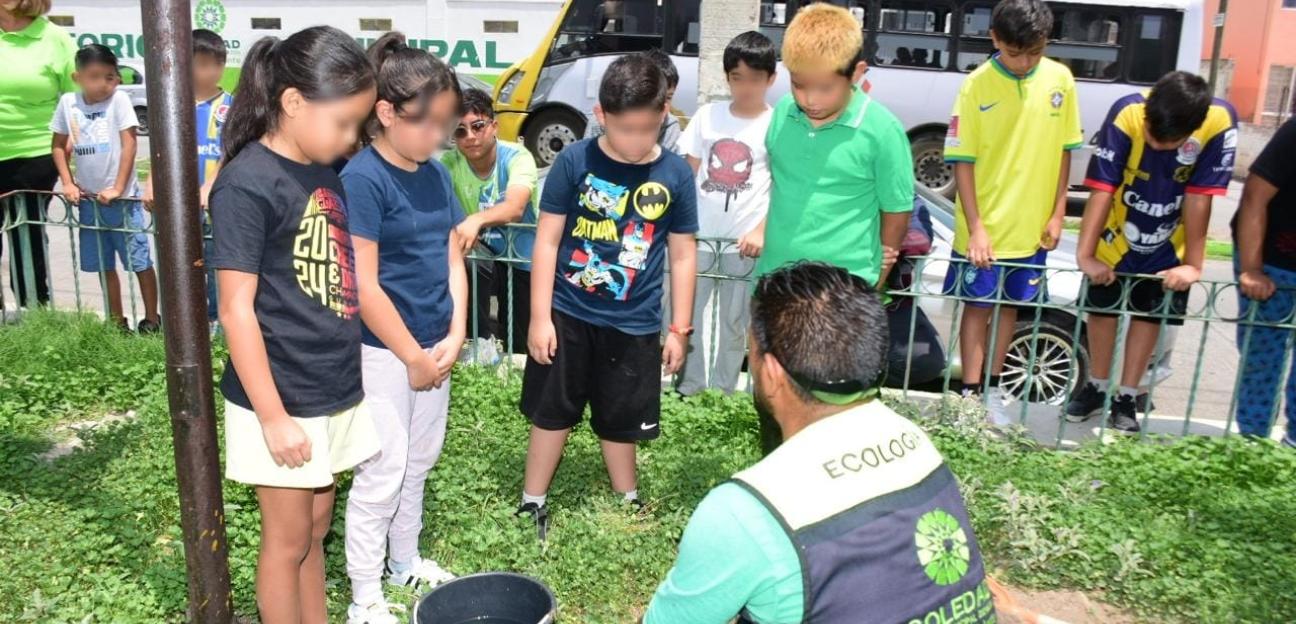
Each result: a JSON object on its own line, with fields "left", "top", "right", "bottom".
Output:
{"left": 1089, "top": 376, "right": 1108, "bottom": 390}
{"left": 522, "top": 491, "right": 547, "bottom": 507}
{"left": 1119, "top": 385, "right": 1138, "bottom": 398}
{"left": 622, "top": 489, "right": 638, "bottom": 502}
{"left": 387, "top": 557, "right": 413, "bottom": 574}
{"left": 351, "top": 581, "right": 385, "bottom": 608}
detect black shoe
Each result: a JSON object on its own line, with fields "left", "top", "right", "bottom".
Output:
{"left": 626, "top": 497, "right": 645, "bottom": 513}
{"left": 1107, "top": 395, "right": 1141, "bottom": 435}
{"left": 1134, "top": 393, "right": 1156, "bottom": 413}
{"left": 136, "top": 318, "right": 161, "bottom": 334}
{"left": 115, "top": 318, "right": 132, "bottom": 333}
{"left": 1066, "top": 382, "right": 1106, "bottom": 423}
{"left": 515, "top": 502, "right": 550, "bottom": 542}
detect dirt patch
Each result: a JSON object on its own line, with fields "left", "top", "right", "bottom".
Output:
{"left": 36, "top": 410, "right": 138, "bottom": 462}
{"left": 991, "top": 577, "right": 1138, "bottom": 624}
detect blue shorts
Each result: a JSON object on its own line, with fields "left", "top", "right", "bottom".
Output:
{"left": 942, "top": 249, "right": 1047, "bottom": 307}
{"left": 78, "top": 199, "right": 152, "bottom": 273}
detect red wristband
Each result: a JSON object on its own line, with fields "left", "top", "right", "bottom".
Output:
{"left": 669, "top": 325, "right": 694, "bottom": 337}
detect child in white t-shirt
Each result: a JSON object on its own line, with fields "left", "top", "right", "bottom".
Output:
{"left": 676, "top": 31, "right": 777, "bottom": 395}
{"left": 50, "top": 44, "right": 159, "bottom": 332}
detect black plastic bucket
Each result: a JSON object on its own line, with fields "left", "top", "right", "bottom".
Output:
{"left": 414, "top": 572, "right": 557, "bottom": 624}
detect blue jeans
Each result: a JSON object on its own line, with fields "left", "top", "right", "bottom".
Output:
{"left": 1234, "top": 259, "right": 1296, "bottom": 440}
{"left": 202, "top": 211, "right": 218, "bottom": 322}
{"left": 77, "top": 199, "right": 152, "bottom": 272}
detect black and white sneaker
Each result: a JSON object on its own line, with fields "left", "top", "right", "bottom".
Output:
{"left": 1066, "top": 382, "right": 1106, "bottom": 423}
{"left": 1107, "top": 395, "right": 1141, "bottom": 436}
{"left": 516, "top": 502, "right": 550, "bottom": 542}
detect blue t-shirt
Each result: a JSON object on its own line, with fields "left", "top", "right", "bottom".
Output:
{"left": 195, "top": 91, "right": 233, "bottom": 187}
{"left": 540, "top": 139, "right": 698, "bottom": 335}
{"left": 342, "top": 146, "right": 466, "bottom": 349}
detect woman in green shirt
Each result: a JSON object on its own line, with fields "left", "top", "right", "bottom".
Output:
{"left": 0, "top": 0, "right": 76, "bottom": 307}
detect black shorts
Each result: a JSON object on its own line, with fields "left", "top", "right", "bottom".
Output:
{"left": 520, "top": 310, "right": 662, "bottom": 442}
{"left": 1084, "top": 276, "right": 1188, "bottom": 326}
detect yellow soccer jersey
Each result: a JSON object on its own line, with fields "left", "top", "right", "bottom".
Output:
{"left": 944, "top": 56, "right": 1084, "bottom": 258}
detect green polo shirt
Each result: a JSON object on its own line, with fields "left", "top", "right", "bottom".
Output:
{"left": 0, "top": 17, "right": 77, "bottom": 162}
{"left": 757, "top": 87, "right": 914, "bottom": 285}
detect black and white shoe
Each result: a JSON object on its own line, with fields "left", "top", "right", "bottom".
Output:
{"left": 516, "top": 502, "right": 550, "bottom": 542}
{"left": 1066, "top": 382, "right": 1106, "bottom": 423}
{"left": 1107, "top": 395, "right": 1141, "bottom": 436}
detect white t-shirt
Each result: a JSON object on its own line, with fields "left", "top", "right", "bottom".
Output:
{"left": 677, "top": 101, "right": 772, "bottom": 240}
{"left": 49, "top": 91, "right": 139, "bottom": 195}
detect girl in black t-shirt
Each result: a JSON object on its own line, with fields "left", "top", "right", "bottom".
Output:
{"left": 207, "top": 26, "right": 377, "bottom": 624}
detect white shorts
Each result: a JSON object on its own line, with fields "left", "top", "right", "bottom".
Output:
{"left": 224, "top": 400, "right": 380, "bottom": 489}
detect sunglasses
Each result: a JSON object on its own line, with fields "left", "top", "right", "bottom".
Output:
{"left": 454, "top": 119, "right": 493, "bottom": 140}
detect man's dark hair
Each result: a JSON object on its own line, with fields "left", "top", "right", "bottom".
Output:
{"left": 750, "top": 262, "right": 888, "bottom": 405}
{"left": 193, "top": 29, "right": 228, "bottom": 63}
{"left": 724, "top": 30, "right": 777, "bottom": 76}
{"left": 1145, "top": 71, "right": 1213, "bottom": 143}
{"left": 641, "top": 48, "right": 679, "bottom": 89}
{"left": 599, "top": 53, "right": 668, "bottom": 114}
{"left": 461, "top": 87, "right": 495, "bottom": 119}
{"left": 75, "top": 43, "right": 118, "bottom": 71}
{"left": 991, "top": 0, "right": 1054, "bottom": 50}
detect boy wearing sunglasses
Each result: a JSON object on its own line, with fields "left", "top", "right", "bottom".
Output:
{"left": 441, "top": 88, "right": 540, "bottom": 359}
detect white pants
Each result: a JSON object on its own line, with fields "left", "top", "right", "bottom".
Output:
{"left": 345, "top": 345, "right": 450, "bottom": 603}
{"left": 678, "top": 250, "right": 754, "bottom": 395}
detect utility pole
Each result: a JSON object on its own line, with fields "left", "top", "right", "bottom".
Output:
{"left": 1207, "top": 0, "right": 1228, "bottom": 96}
{"left": 139, "top": 1, "right": 234, "bottom": 621}
{"left": 697, "top": 0, "right": 761, "bottom": 106}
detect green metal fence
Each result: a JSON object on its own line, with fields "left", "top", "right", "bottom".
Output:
{"left": 4, "top": 188, "right": 1293, "bottom": 448}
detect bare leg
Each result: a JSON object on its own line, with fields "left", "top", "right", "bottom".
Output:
{"left": 136, "top": 267, "right": 161, "bottom": 323}
{"left": 599, "top": 439, "right": 637, "bottom": 494}
{"left": 523, "top": 426, "right": 571, "bottom": 497}
{"left": 959, "top": 306, "right": 991, "bottom": 387}
{"left": 1086, "top": 314, "right": 1119, "bottom": 381}
{"left": 988, "top": 307, "right": 1018, "bottom": 375}
{"left": 1120, "top": 320, "right": 1162, "bottom": 391}
{"left": 103, "top": 271, "right": 123, "bottom": 323}
{"left": 255, "top": 486, "right": 315, "bottom": 624}
{"left": 299, "top": 484, "right": 335, "bottom": 624}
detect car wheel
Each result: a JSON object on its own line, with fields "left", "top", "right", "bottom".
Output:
{"left": 524, "top": 109, "right": 585, "bottom": 167}
{"left": 135, "top": 106, "right": 149, "bottom": 136}
{"left": 911, "top": 131, "right": 954, "bottom": 200}
{"left": 1000, "top": 316, "right": 1088, "bottom": 406}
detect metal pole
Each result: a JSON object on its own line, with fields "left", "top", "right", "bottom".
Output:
{"left": 1207, "top": 0, "right": 1228, "bottom": 95}
{"left": 139, "top": 1, "right": 234, "bottom": 621}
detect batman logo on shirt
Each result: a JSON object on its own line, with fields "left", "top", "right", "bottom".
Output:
{"left": 633, "top": 182, "right": 670, "bottom": 221}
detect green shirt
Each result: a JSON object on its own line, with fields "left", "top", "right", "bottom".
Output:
{"left": 0, "top": 17, "right": 76, "bottom": 162}
{"left": 757, "top": 87, "right": 914, "bottom": 285}
{"left": 644, "top": 483, "right": 804, "bottom": 624}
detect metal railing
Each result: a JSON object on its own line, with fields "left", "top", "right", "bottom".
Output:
{"left": 4, "top": 189, "right": 1294, "bottom": 448}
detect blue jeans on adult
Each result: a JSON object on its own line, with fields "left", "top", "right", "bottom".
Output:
{"left": 1234, "top": 259, "right": 1296, "bottom": 442}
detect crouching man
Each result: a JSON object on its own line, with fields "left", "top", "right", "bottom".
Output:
{"left": 644, "top": 262, "right": 993, "bottom": 624}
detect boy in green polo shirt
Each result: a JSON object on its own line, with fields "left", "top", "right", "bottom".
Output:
{"left": 942, "top": 0, "right": 1083, "bottom": 426}
{"left": 753, "top": 3, "right": 913, "bottom": 288}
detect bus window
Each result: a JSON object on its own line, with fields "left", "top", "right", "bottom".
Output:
{"left": 874, "top": 0, "right": 954, "bottom": 70}
{"left": 549, "top": 0, "right": 664, "bottom": 63}
{"left": 666, "top": 1, "right": 701, "bottom": 55}
{"left": 1128, "top": 12, "right": 1181, "bottom": 84}
{"left": 823, "top": 0, "right": 868, "bottom": 25}
{"left": 760, "top": 1, "right": 791, "bottom": 53}
{"left": 1048, "top": 8, "right": 1121, "bottom": 80}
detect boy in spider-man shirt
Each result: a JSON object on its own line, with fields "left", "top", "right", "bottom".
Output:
{"left": 676, "top": 30, "right": 777, "bottom": 396}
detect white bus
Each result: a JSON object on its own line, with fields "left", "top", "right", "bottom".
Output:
{"left": 45, "top": 0, "right": 565, "bottom": 84}
{"left": 493, "top": 0, "right": 1205, "bottom": 197}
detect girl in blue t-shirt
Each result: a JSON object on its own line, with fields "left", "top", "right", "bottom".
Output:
{"left": 208, "top": 26, "right": 378, "bottom": 624}
{"left": 339, "top": 33, "right": 468, "bottom": 623}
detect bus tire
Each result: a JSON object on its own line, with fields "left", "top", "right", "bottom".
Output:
{"left": 525, "top": 108, "right": 586, "bottom": 167}
{"left": 911, "top": 131, "right": 954, "bottom": 200}
{"left": 135, "top": 106, "right": 150, "bottom": 137}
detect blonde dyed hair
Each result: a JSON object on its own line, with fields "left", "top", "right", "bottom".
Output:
{"left": 782, "top": 3, "right": 864, "bottom": 75}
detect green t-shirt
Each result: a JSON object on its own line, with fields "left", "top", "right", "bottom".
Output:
{"left": 644, "top": 483, "right": 804, "bottom": 624}
{"left": 757, "top": 87, "right": 914, "bottom": 286}
{"left": 0, "top": 17, "right": 76, "bottom": 162}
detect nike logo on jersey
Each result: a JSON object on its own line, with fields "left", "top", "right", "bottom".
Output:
{"left": 979, "top": 102, "right": 999, "bottom": 112}
{"left": 640, "top": 422, "right": 658, "bottom": 431}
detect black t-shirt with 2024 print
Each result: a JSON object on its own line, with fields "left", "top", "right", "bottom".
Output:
{"left": 209, "top": 142, "right": 363, "bottom": 417}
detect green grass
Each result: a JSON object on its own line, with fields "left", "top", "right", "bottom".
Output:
{"left": 2, "top": 311, "right": 1295, "bottom": 622}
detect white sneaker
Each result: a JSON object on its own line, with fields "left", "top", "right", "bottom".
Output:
{"left": 473, "top": 337, "right": 502, "bottom": 366}
{"left": 984, "top": 387, "right": 1014, "bottom": 428}
{"left": 346, "top": 599, "right": 401, "bottom": 624}
{"left": 387, "top": 555, "right": 456, "bottom": 589}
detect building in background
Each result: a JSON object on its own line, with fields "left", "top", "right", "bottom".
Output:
{"left": 46, "top": 0, "right": 564, "bottom": 88}
{"left": 1202, "top": 0, "right": 1296, "bottom": 126}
